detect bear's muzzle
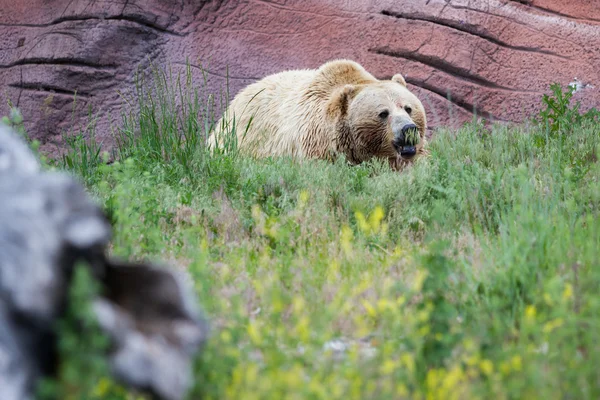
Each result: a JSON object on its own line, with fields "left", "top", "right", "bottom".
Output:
{"left": 392, "top": 123, "right": 419, "bottom": 158}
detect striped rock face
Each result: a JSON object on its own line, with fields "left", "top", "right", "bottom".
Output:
{"left": 1, "top": 0, "right": 598, "bottom": 155}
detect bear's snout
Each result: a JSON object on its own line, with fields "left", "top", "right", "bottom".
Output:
{"left": 392, "top": 123, "right": 419, "bottom": 158}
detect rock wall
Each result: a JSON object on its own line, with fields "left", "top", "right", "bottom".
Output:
{"left": 1, "top": 0, "right": 598, "bottom": 154}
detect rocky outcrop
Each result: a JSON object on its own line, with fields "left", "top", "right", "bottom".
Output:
{"left": 1, "top": 0, "right": 598, "bottom": 154}
{"left": 0, "top": 123, "right": 209, "bottom": 400}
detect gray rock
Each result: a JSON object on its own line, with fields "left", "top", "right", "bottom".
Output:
{"left": 0, "top": 123, "right": 39, "bottom": 176}
{"left": 0, "top": 123, "right": 209, "bottom": 400}
{"left": 96, "top": 260, "right": 209, "bottom": 400}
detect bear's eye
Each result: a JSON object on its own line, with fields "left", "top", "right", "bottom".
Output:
{"left": 404, "top": 105, "right": 412, "bottom": 114}
{"left": 378, "top": 110, "right": 390, "bottom": 119}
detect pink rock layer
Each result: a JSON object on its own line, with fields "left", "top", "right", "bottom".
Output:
{"left": 1, "top": 0, "right": 598, "bottom": 155}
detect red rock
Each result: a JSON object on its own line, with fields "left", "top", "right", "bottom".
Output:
{"left": 1, "top": 0, "right": 599, "bottom": 155}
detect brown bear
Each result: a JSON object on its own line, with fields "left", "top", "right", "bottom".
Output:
{"left": 208, "top": 59, "right": 428, "bottom": 170}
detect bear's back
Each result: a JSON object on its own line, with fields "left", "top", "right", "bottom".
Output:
{"left": 224, "top": 69, "right": 318, "bottom": 158}
{"left": 211, "top": 60, "right": 379, "bottom": 159}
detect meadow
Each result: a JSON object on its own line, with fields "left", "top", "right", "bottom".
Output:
{"left": 7, "top": 65, "right": 600, "bottom": 400}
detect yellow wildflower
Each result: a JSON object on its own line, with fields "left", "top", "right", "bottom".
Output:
{"left": 442, "top": 366, "right": 465, "bottom": 393}
{"left": 396, "top": 296, "right": 406, "bottom": 307}
{"left": 368, "top": 206, "right": 385, "bottom": 233}
{"left": 480, "top": 359, "right": 494, "bottom": 376}
{"left": 377, "top": 298, "right": 394, "bottom": 313}
{"left": 426, "top": 368, "right": 440, "bottom": 390}
{"left": 247, "top": 321, "right": 262, "bottom": 345}
{"left": 563, "top": 283, "right": 573, "bottom": 300}
{"left": 543, "top": 318, "right": 564, "bottom": 334}
{"left": 499, "top": 361, "right": 511, "bottom": 376}
{"left": 401, "top": 353, "right": 416, "bottom": 374}
{"left": 327, "top": 260, "right": 340, "bottom": 281}
{"left": 221, "top": 330, "right": 232, "bottom": 344}
{"left": 380, "top": 359, "right": 397, "bottom": 375}
{"left": 362, "top": 299, "right": 377, "bottom": 318}
{"left": 341, "top": 225, "right": 354, "bottom": 256}
{"left": 397, "top": 383, "right": 409, "bottom": 397}
{"left": 284, "top": 364, "right": 303, "bottom": 389}
{"left": 92, "top": 378, "right": 111, "bottom": 397}
{"left": 511, "top": 355, "right": 522, "bottom": 371}
{"left": 355, "top": 211, "right": 369, "bottom": 233}
{"left": 298, "top": 189, "right": 310, "bottom": 208}
{"left": 296, "top": 316, "right": 310, "bottom": 341}
{"left": 413, "top": 269, "right": 428, "bottom": 292}
{"left": 524, "top": 305, "right": 536, "bottom": 321}
{"left": 292, "top": 296, "right": 306, "bottom": 314}
{"left": 245, "top": 364, "right": 259, "bottom": 385}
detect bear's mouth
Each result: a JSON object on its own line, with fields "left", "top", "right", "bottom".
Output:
{"left": 392, "top": 141, "right": 417, "bottom": 158}
{"left": 399, "top": 146, "right": 417, "bottom": 158}
{"left": 392, "top": 124, "right": 420, "bottom": 158}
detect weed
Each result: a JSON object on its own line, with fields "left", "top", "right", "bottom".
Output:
{"left": 4, "top": 65, "right": 600, "bottom": 400}
{"left": 35, "top": 264, "right": 128, "bottom": 400}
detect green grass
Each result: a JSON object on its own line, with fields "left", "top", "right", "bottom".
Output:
{"left": 9, "top": 68, "right": 600, "bottom": 399}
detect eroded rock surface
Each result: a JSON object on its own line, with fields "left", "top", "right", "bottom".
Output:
{"left": 1, "top": 0, "right": 599, "bottom": 154}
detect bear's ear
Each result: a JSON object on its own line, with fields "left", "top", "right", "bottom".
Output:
{"left": 326, "top": 84, "right": 359, "bottom": 118}
{"left": 392, "top": 74, "right": 407, "bottom": 87}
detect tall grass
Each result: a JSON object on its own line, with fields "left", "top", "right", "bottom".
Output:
{"left": 10, "top": 67, "right": 600, "bottom": 399}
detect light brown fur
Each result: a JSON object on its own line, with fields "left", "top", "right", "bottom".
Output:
{"left": 208, "top": 59, "right": 428, "bottom": 169}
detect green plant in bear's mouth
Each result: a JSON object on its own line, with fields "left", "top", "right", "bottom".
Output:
{"left": 405, "top": 127, "right": 420, "bottom": 146}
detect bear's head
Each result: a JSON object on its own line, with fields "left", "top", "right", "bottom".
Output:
{"left": 326, "top": 74, "right": 427, "bottom": 164}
